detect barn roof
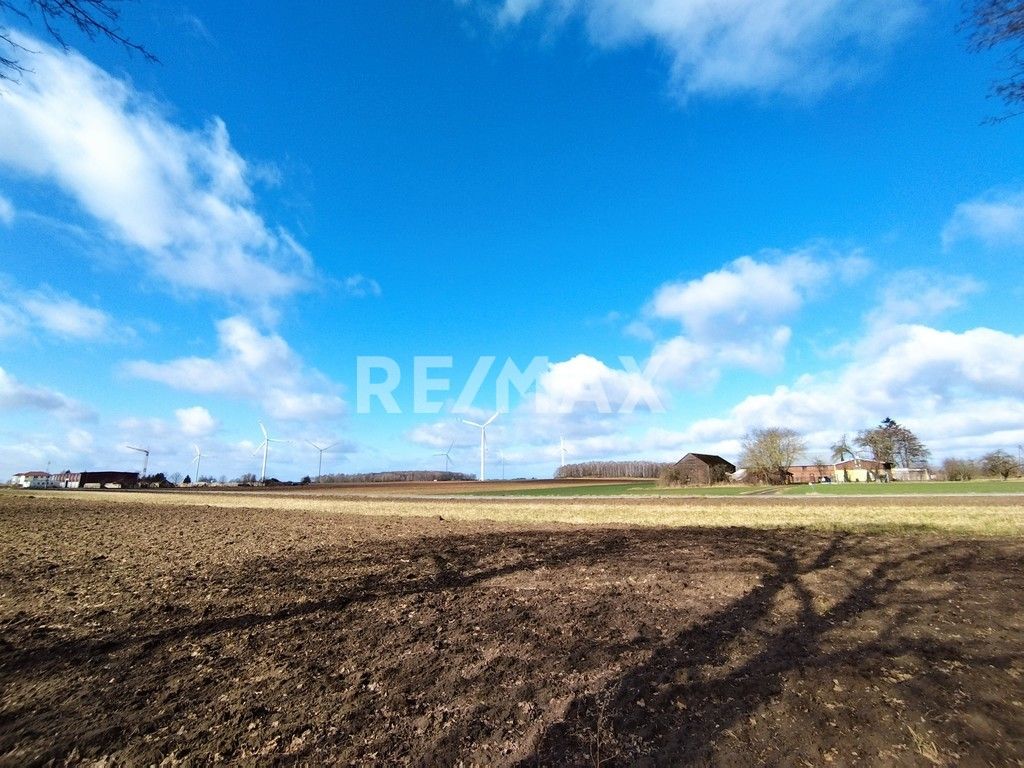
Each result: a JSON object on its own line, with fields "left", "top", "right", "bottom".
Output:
{"left": 675, "top": 453, "right": 736, "bottom": 470}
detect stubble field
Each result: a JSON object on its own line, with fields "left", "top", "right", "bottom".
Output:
{"left": 1, "top": 488, "right": 1023, "bottom": 765}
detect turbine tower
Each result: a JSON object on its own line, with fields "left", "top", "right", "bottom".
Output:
{"left": 192, "top": 444, "right": 202, "bottom": 482}
{"left": 254, "top": 421, "right": 286, "bottom": 485}
{"left": 127, "top": 445, "right": 149, "bottom": 478}
{"left": 433, "top": 441, "right": 455, "bottom": 472}
{"left": 462, "top": 412, "right": 499, "bottom": 481}
{"left": 307, "top": 440, "right": 338, "bottom": 482}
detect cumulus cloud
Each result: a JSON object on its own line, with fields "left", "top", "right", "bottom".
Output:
{"left": 669, "top": 323, "right": 1024, "bottom": 459}
{"left": 124, "top": 316, "right": 345, "bottom": 421}
{"left": 0, "top": 366, "right": 92, "bottom": 419}
{"left": 644, "top": 248, "right": 867, "bottom": 384}
{"left": 0, "top": 33, "right": 312, "bottom": 308}
{"left": 488, "top": 0, "right": 921, "bottom": 99}
{"left": 943, "top": 189, "right": 1024, "bottom": 249}
{"left": 175, "top": 406, "right": 218, "bottom": 437}
{"left": 533, "top": 354, "right": 664, "bottom": 415}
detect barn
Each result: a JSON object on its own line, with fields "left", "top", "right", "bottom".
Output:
{"left": 78, "top": 471, "right": 141, "bottom": 489}
{"left": 670, "top": 453, "right": 736, "bottom": 485}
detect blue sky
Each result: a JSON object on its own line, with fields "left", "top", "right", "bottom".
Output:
{"left": 2, "top": 0, "right": 1023, "bottom": 481}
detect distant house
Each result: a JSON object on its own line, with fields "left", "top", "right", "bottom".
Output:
{"left": 781, "top": 458, "right": 894, "bottom": 485}
{"left": 10, "top": 471, "right": 52, "bottom": 489}
{"left": 787, "top": 464, "right": 831, "bottom": 484}
{"left": 832, "top": 458, "right": 892, "bottom": 483}
{"left": 670, "top": 453, "right": 736, "bottom": 485}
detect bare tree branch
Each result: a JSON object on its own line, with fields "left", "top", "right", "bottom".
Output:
{"left": 963, "top": 0, "right": 1024, "bottom": 120}
{"left": 0, "top": 0, "right": 156, "bottom": 82}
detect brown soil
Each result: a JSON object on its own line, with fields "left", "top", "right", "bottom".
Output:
{"left": 1, "top": 495, "right": 1022, "bottom": 766}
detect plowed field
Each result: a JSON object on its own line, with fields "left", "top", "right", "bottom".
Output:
{"left": 1, "top": 493, "right": 1022, "bottom": 765}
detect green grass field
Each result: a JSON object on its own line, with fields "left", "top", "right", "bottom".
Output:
{"left": 465, "top": 479, "right": 1024, "bottom": 498}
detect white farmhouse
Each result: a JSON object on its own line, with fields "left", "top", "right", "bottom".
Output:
{"left": 10, "top": 471, "right": 53, "bottom": 488}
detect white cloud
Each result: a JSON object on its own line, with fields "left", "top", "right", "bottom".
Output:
{"left": 650, "top": 249, "right": 856, "bottom": 335}
{"left": 124, "top": 316, "right": 345, "bottom": 422}
{"left": 865, "top": 270, "right": 981, "bottom": 329}
{"left": 488, "top": 0, "right": 921, "bottom": 99}
{"left": 0, "top": 278, "right": 121, "bottom": 341}
{"left": 644, "top": 248, "right": 867, "bottom": 384}
{"left": 0, "top": 366, "right": 92, "bottom": 419}
{"left": 0, "top": 33, "right": 312, "bottom": 309}
{"left": 533, "top": 354, "right": 664, "bottom": 415}
{"left": 670, "top": 323, "right": 1024, "bottom": 459}
{"left": 943, "top": 189, "right": 1024, "bottom": 249}
{"left": 66, "top": 428, "right": 94, "bottom": 453}
{"left": 175, "top": 406, "right": 218, "bottom": 437}
{"left": 343, "top": 274, "right": 382, "bottom": 298}
{"left": 0, "top": 194, "right": 13, "bottom": 225}
{"left": 21, "top": 289, "right": 114, "bottom": 340}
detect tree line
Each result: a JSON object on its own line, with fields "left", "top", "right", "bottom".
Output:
{"left": 941, "top": 451, "right": 1021, "bottom": 481}
{"left": 555, "top": 461, "right": 670, "bottom": 480}
{"left": 318, "top": 470, "right": 476, "bottom": 483}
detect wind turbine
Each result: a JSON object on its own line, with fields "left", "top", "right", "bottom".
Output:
{"left": 307, "top": 440, "right": 338, "bottom": 482}
{"left": 559, "top": 436, "right": 568, "bottom": 467}
{"left": 462, "top": 412, "right": 499, "bottom": 481}
{"left": 433, "top": 441, "right": 455, "bottom": 472}
{"left": 191, "top": 444, "right": 203, "bottom": 482}
{"left": 499, "top": 450, "right": 506, "bottom": 480}
{"left": 254, "top": 421, "right": 287, "bottom": 485}
{"left": 127, "top": 445, "right": 149, "bottom": 478}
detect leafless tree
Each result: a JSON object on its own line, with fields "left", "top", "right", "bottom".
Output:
{"left": 739, "top": 427, "right": 805, "bottom": 485}
{"left": 855, "top": 417, "right": 930, "bottom": 469}
{"left": 829, "top": 434, "right": 856, "bottom": 462}
{"left": 1, "top": 0, "right": 155, "bottom": 81}
{"left": 980, "top": 449, "right": 1019, "bottom": 479}
{"left": 942, "top": 457, "right": 978, "bottom": 481}
{"left": 964, "top": 0, "right": 1024, "bottom": 119}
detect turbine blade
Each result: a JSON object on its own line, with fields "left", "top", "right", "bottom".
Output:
{"left": 483, "top": 411, "right": 499, "bottom": 427}
{"left": 259, "top": 421, "right": 268, "bottom": 439}
{"left": 462, "top": 419, "right": 483, "bottom": 428}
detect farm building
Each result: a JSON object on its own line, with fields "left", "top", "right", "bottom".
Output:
{"left": 787, "top": 464, "right": 832, "bottom": 484}
{"left": 670, "top": 453, "right": 736, "bottom": 485}
{"left": 51, "top": 471, "right": 140, "bottom": 489}
{"left": 892, "top": 467, "right": 932, "bottom": 481}
{"left": 831, "top": 459, "right": 892, "bottom": 483}
{"left": 51, "top": 471, "right": 81, "bottom": 488}
{"left": 9, "top": 471, "right": 53, "bottom": 489}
